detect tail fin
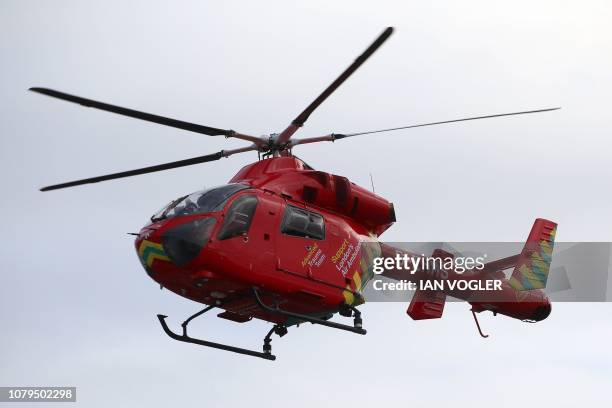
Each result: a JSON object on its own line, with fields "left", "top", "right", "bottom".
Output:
{"left": 509, "top": 218, "right": 557, "bottom": 290}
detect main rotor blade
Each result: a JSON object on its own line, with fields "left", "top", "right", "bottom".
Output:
{"left": 40, "top": 145, "right": 256, "bottom": 191}
{"left": 275, "top": 27, "right": 394, "bottom": 145}
{"left": 290, "top": 107, "right": 560, "bottom": 146}
{"left": 29, "top": 87, "right": 262, "bottom": 144}
{"left": 334, "top": 107, "right": 561, "bottom": 138}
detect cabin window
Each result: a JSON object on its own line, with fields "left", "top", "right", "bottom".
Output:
{"left": 281, "top": 205, "right": 325, "bottom": 240}
{"left": 218, "top": 195, "right": 258, "bottom": 240}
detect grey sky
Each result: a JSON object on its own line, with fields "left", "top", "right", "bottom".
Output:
{"left": 1, "top": 1, "right": 611, "bottom": 407}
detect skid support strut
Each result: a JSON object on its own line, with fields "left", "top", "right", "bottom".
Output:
{"left": 252, "top": 287, "right": 366, "bottom": 335}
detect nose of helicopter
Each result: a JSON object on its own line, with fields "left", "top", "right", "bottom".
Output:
{"left": 135, "top": 217, "right": 217, "bottom": 276}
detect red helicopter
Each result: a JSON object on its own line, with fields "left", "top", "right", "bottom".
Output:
{"left": 32, "top": 27, "right": 559, "bottom": 360}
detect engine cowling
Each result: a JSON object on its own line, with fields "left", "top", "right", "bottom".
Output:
{"left": 231, "top": 157, "right": 396, "bottom": 236}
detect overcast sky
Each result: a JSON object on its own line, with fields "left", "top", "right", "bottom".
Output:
{"left": 1, "top": 1, "right": 611, "bottom": 407}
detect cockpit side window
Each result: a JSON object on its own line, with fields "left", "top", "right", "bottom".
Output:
{"left": 217, "top": 195, "right": 258, "bottom": 240}
{"left": 281, "top": 205, "right": 325, "bottom": 240}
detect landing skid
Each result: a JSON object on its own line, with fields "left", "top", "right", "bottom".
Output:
{"left": 157, "top": 288, "right": 366, "bottom": 361}
{"left": 157, "top": 306, "right": 286, "bottom": 361}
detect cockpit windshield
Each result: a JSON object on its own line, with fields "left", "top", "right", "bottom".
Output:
{"left": 151, "top": 183, "right": 249, "bottom": 222}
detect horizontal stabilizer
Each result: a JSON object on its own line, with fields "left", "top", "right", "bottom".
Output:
{"left": 407, "top": 289, "right": 446, "bottom": 320}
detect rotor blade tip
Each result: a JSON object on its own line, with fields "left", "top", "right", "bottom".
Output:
{"left": 380, "top": 27, "right": 394, "bottom": 39}
{"left": 29, "top": 87, "right": 51, "bottom": 94}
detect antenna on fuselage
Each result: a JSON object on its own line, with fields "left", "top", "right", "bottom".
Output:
{"left": 370, "top": 173, "right": 375, "bottom": 193}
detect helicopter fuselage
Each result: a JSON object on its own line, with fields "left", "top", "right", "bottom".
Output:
{"left": 135, "top": 156, "right": 551, "bottom": 327}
